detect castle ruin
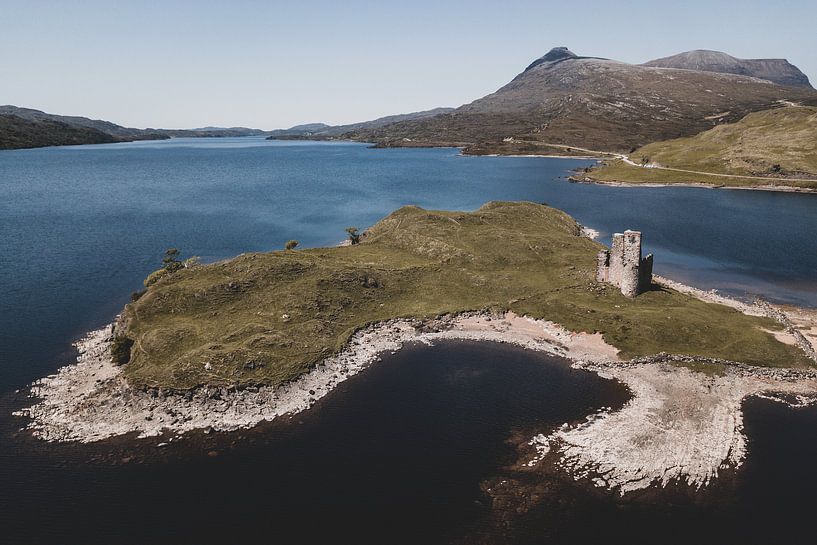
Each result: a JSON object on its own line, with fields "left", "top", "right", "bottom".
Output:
{"left": 596, "top": 230, "right": 653, "bottom": 297}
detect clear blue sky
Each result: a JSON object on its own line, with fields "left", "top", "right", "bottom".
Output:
{"left": 2, "top": 0, "right": 814, "bottom": 129}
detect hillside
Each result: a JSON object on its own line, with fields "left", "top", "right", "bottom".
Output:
{"left": 0, "top": 105, "right": 267, "bottom": 150}
{"left": 155, "top": 127, "right": 267, "bottom": 137}
{"left": 585, "top": 106, "right": 817, "bottom": 188}
{"left": 0, "top": 105, "right": 169, "bottom": 140}
{"left": 0, "top": 114, "right": 119, "bottom": 150}
{"left": 345, "top": 47, "right": 817, "bottom": 153}
{"left": 634, "top": 106, "right": 817, "bottom": 177}
{"left": 643, "top": 50, "right": 813, "bottom": 89}
{"left": 0, "top": 105, "right": 171, "bottom": 150}
{"left": 114, "top": 202, "right": 806, "bottom": 390}
{"left": 266, "top": 107, "right": 455, "bottom": 139}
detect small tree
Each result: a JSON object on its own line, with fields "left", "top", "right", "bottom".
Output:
{"left": 285, "top": 240, "right": 299, "bottom": 250}
{"left": 640, "top": 156, "right": 650, "bottom": 166}
{"left": 144, "top": 248, "right": 184, "bottom": 287}
{"left": 163, "top": 248, "right": 183, "bottom": 272}
{"left": 345, "top": 227, "right": 361, "bottom": 245}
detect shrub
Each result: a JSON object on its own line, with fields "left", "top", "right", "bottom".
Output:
{"left": 144, "top": 248, "right": 195, "bottom": 287}
{"left": 345, "top": 227, "right": 361, "bottom": 245}
{"left": 163, "top": 248, "right": 183, "bottom": 273}
{"left": 130, "top": 289, "right": 147, "bottom": 302}
{"left": 144, "top": 267, "right": 171, "bottom": 287}
{"left": 111, "top": 335, "right": 134, "bottom": 365}
{"left": 285, "top": 240, "right": 299, "bottom": 250}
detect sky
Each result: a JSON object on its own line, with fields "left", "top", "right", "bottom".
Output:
{"left": 2, "top": 0, "right": 815, "bottom": 130}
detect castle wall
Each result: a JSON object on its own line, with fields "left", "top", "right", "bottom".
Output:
{"left": 596, "top": 250, "right": 610, "bottom": 282}
{"left": 639, "top": 253, "right": 654, "bottom": 293}
{"left": 596, "top": 230, "right": 652, "bottom": 297}
{"left": 619, "top": 230, "right": 642, "bottom": 298}
{"left": 608, "top": 233, "right": 624, "bottom": 286}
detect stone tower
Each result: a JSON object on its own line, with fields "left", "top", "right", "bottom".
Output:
{"left": 596, "top": 230, "right": 653, "bottom": 297}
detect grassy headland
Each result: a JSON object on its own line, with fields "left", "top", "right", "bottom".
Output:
{"left": 115, "top": 202, "right": 809, "bottom": 390}
{"left": 584, "top": 106, "right": 817, "bottom": 189}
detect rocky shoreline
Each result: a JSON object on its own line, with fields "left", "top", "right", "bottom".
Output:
{"left": 13, "top": 312, "right": 616, "bottom": 443}
{"left": 13, "top": 282, "right": 817, "bottom": 496}
{"left": 527, "top": 355, "right": 817, "bottom": 495}
{"left": 569, "top": 174, "right": 817, "bottom": 194}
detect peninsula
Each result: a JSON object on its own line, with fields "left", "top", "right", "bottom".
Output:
{"left": 17, "top": 202, "right": 817, "bottom": 495}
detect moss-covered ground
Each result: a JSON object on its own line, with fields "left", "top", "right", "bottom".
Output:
{"left": 120, "top": 202, "right": 810, "bottom": 389}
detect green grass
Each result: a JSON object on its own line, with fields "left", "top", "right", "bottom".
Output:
{"left": 585, "top": 160, "right": 817, "bottom": 189}
{"left": 587, "top": 106, "right": 817, "bottom": 189}
{"left": 118, "top": 202, "right": 810, "bottom": 390}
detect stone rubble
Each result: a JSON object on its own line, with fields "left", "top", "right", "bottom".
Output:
{"left": 527, "top": 356, "right": 817, "bottom": 495}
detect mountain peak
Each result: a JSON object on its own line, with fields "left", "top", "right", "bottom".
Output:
{"left": 643, "top": 50, "right": 813, "bottom": 88}
{"left": 524, "top": 47, "right": 578, "bottom": 71}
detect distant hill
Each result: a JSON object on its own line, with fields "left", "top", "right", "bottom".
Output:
{"left": 0, "top": 105, "right": 171, "bottom": 150}
{"left": 155, "top": 127, "right": 267, "bottom": 137}
{"left": 345, "top": 47, "right": 817, "bottom": 153}
{"left": 631, "top": 105, "right": 817, "bottom": 177}
{"left": 0, "top": 114, "right": 119, "bottom": 150}
{"left": 269, "top": 123, "right": 332, "bottom": 136}
{"left": 0, "top": 105, "right": 168, "bottom": 140}
{"left": 0, "top": 105, "right": 271, "bottom": 150}
{"left": 267, "top": 108, "right": 454, "bottom": 139}
{"left": 643, "top": 50, "right": 813, "bottom": 89}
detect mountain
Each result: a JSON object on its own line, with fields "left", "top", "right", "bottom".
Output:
{"left": 266, "top": 108, "right": 454, "bottom": 139}
{"left": 345, "top": 47, "right": 817, "bottom": 153}
{"left": 0, "top": 114, "right": 120, "bottom": 150}
{"left": 642, "top": 50, "right": 813, "bottom": 89}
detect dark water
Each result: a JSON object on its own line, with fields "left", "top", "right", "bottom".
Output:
{"left": 3, "top": 342, "right": 817, "bottom": 545}
{"left": 2, "top": 138, "right": 817, "bottom": 543}
{"left": 0, "top": 342, "right": 628, "bottom": 544}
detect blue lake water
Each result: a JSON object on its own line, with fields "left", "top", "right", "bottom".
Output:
{"left": 2, "top": 137, "right": 816, "bottom": 391}
{"left": 2, "top": 137, "right": 817, "bottom": 543}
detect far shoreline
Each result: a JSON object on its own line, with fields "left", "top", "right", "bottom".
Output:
{"left": 569, "top": 174, "right": 817, "bottom": 194}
